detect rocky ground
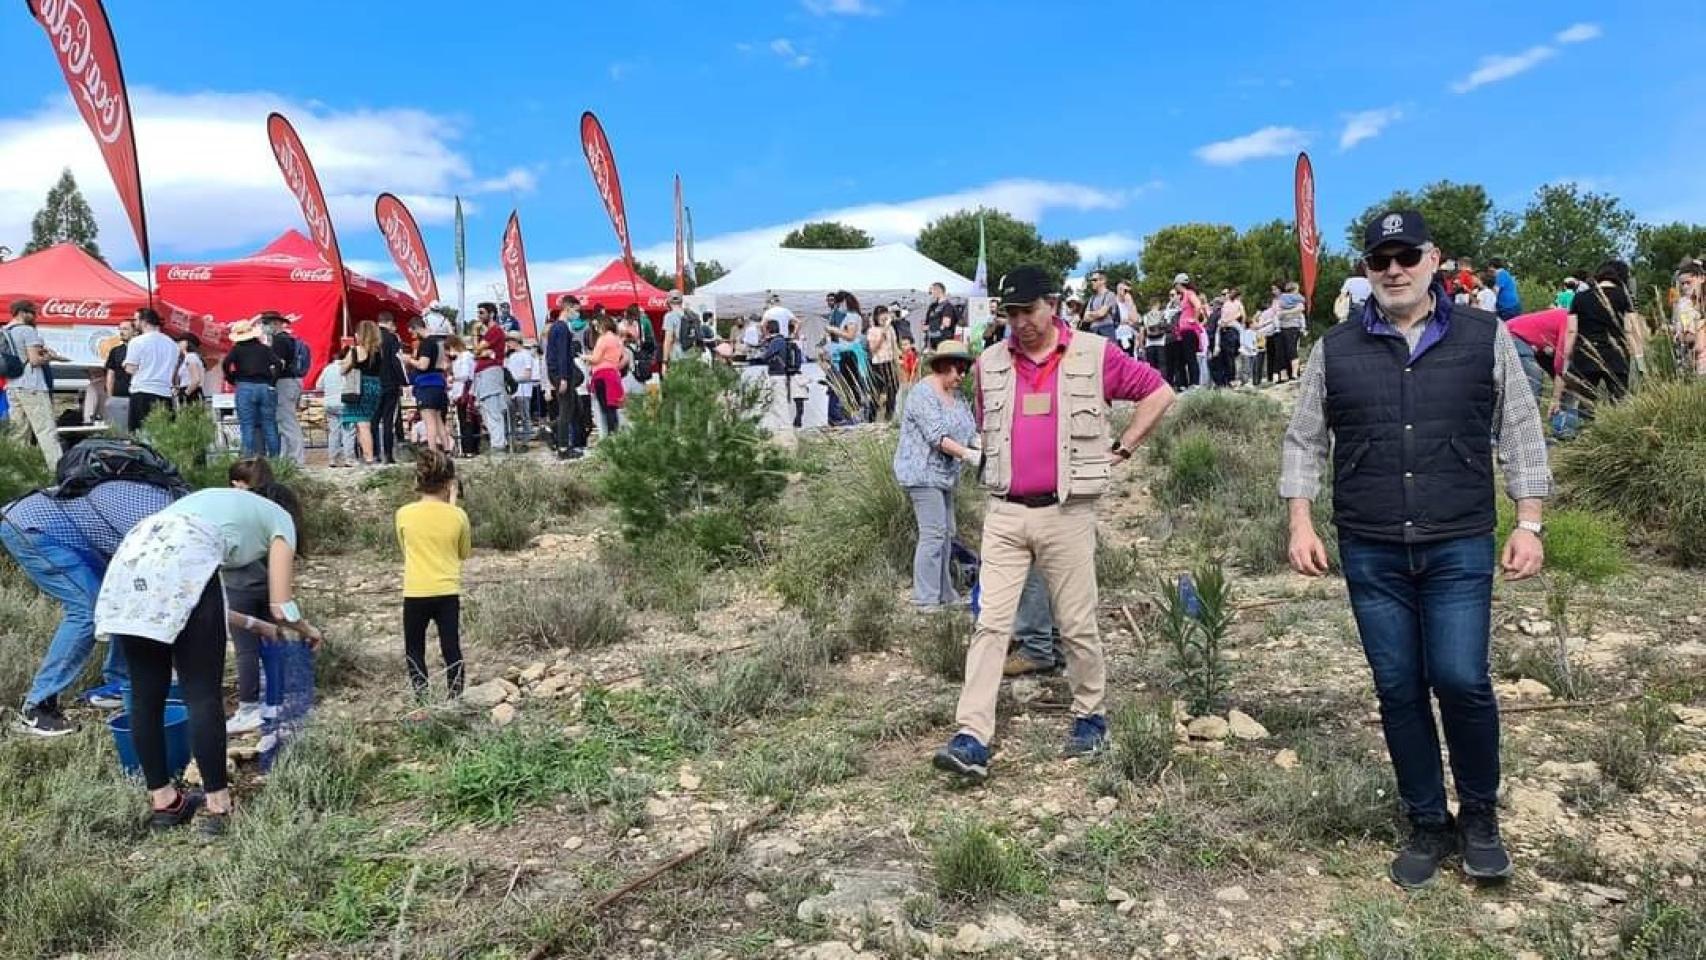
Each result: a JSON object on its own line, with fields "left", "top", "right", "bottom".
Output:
{"left": 4, "top": 384, "right": 1703, "bottom": 960}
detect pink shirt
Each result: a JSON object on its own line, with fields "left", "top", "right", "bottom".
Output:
{"left": 1506, "top": 308, "right": 1568, "bottom": 376}
{"left": 976, "top": 322, "right": 1167, "bottom": 497}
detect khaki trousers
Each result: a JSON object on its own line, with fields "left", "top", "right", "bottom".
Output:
{"left": 11, "top": 389, "right": 61, "bottom": 469}
{"left": 955, "top": 497, "right": 1105, "bottom": 744}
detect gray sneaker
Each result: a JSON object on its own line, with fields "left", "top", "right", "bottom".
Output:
{"left": 18, "top": 700, "right": 75, "bottom": 737}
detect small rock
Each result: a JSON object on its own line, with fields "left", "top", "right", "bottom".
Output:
{"left": 1094, "top": 796, "right": 1119, "bottom": 816}
{"left": 462, "top": 680, "right": 509, "bottom": 708}
{"left": 1508, "top": 784, "right": 1565, "bottom": 822}
{"left": 1170, "top": 700, "right": 1191, "bottom": 723}
{"left": 1056, "top": 898, "right": 1085, "bottom": 914}
{"left": 744, "top": 891, "right": 770, "bottom": 910}
{"left": 1519, "top": 618, "right": 1553, "bottom": 637}
{"left": 490, "top": 703, "right": 517, "bottom": 728}
{"left": 1273, "top": 749, "right": 1300, "bottom": 770}
{"left": 1164, "top": 934, "right": 1182, "bottom": 948}
{"left": 1105, "top": 886, "right": 1133, "bottom": 903}
{"left": 1186, "top": 716, "right": 1230, "bottom": 741}
{"left": 498, "top": 678, "right": 521, "bottom": 702}
{"left": 1116, "top": 898, "right": 1138, "bottom": 915}
{"left": 1484, "top": 905, "right": 1521, "bottom": 931}
{"left": 1512, "top": 678, "right": 1553, "bottom": 700}
{"left": 1581, "top": 882, "right": 1629, "bottom": 905}
{"left": 519, "top": 662, "right": 547, "bottom": 684}
{"left": 1213, "top": 885, "right": 1251, "bottom": 903}
{"left": 678, "top": 770, "right": 703, "bottom": 791}
{"left": 1673, "top": 705, "right": 1706, "bottom": 728}
{"left": 644, "top": 797, "right": 672, "bottom": 819}
{"left": 561, "top": 836, "right": 584, "bottom": 851}
{"left": 1536, "top": 760, "right": 1601, "bottom": 784}
{"left": 949, "top": 923, "right": 986, "bottom": 955}
{"left": 1226, "top": 709, "right": 1270, "bottom": 741}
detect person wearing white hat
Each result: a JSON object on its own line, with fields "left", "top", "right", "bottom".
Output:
{"left": 220, "top": 318, "right": 282, "bottom": 458}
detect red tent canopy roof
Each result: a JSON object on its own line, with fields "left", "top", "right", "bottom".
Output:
{"left": 0, "top": 243, "right": 219, "bottom": 345}
{"left": 547, "top": 259, "right": 672, "bottom": 314}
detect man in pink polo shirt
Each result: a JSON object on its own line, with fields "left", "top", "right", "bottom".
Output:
{"left": 934, "top": 265, "right": 1175, "bottom": 783}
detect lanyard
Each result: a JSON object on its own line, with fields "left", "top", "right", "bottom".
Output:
{"left": 1024, "top": 348, "right": 1066, "bottom": 392}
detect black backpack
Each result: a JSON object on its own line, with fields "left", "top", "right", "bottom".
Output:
{"left": 50, "top": 438, "right": 189, "bottom": 500}
{"left": 677, "top": 311, "right": 703, "bottom": 355}
{"left": 784, "top": 341, "right": 804, "bottom": 376}
{"left": 0, "top": 326, "right": 25, "bottom": 379}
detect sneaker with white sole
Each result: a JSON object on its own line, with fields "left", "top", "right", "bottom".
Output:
{"left": 225, "top": 702, "right": 264, "bottom": 735}
{"left": 82, "top": 682, "right": 127, "bottom": 709}
{"left": 19, "top": 699, "right": 75, "bottom": 737}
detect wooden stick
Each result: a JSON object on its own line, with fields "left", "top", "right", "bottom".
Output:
{"left": 1120, "top": 604, "right": 1146, "bottom": 645}
{"left": 390, "top": 863, "right": 422, "bottom": 960}
{"left": 590, "top": 802, "right": 781, "bottom": 915}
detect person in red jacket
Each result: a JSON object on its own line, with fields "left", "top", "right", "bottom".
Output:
{"left": 471, "top": 303, "right": 509, "bottom": 452}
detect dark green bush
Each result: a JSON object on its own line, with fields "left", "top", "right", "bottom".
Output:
{"left": 596, "top": 362, "right": 790, "bottom": 560}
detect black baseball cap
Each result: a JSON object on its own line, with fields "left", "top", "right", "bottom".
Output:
{"left": 1363, "top": 209, "right": 1432, "bottom": 254}
{"left": 997, "top": 265, "right": 1058, "bottom": 307}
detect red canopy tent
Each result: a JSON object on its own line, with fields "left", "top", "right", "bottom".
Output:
{"left": 0, "top": 243, "right": 220, "bottom": 366}
{"left": 546, "top": 259, "right": 672, "bottom": 346}
{"left": 156, "top": 230, "right": 420, "bottom": 385}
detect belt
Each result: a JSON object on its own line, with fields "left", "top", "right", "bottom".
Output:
{"left": 1001, "top": 493, "right": 1059, "bottom": 508}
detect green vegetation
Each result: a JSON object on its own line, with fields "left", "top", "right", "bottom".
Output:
{"left": 464, "top": 564, "right": 630, "bottom": 651}
{"left": 1158, "top": 560, "right": 1235, "bottom": 716}
{"left": 1589, "top": 697, "right": 1679, "bottom": 793}
{"left": 1555, "top": 378, "right": 1706, "bottom": 566}
{"left": 932, "top": 820, "right": 1048, "bottom": 900}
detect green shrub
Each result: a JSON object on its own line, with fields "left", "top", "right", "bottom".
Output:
{"left": 1555, "top": 378, "right": 1706, "bottom": 565}
{"left": 1589, "top": 697, "right": 1678, "bottom": 793}
{"left": 464, "top": 565, "right": 630, "bottom": 651}
{"left": 0, "top": 422, "right": 52, "bottom": 504}
{"left": 0, "top": 836, "right": 122, "bottom": 958}
{"left": 597, "top": 362, "right": 790, "bottom": 559}
{"left": 461, "top": 459, "right": 597, "bottom": 551}
{"left": 933, "top": 821, "right": 1048, "bottom": 900}
{"left": 601, "top": 534, "right": 712, "bottom": 628}
{"left": 734, "top": 736, "right": 864, "bottom": 807}
{"left": 1496, "top": 502, "right": 1627, "bottom": 584}
{"left": 1618, "top": 886, "right": 1706, "bottom": 959}
{"left": 136, "top": 402, "right": 226, "bottom": 489}
{"left": 1103, "top": 701, "right": 1175, "bottom": 787}
{"left": 0, "top": 574, "right": 59, "bottom": 709}
{"left": 1158, "top": 561, "right": 1235, "bottom": 716}
{"left": 1239, "top": 736, "right": 1402, "bottom": 847}
{"left": 910, "top": 610, "right": 969, "bottom": 682}
{"left": 655, "top": 616, "right": 826, "bottom": 729}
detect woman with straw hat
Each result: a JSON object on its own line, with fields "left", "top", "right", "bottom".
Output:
{"left": 892, "top": 340, "right": 980, "bottom": 610}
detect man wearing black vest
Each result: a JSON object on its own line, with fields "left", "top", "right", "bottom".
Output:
{"left": 1281, "top": 210, "right": 1550, "bottom": 890}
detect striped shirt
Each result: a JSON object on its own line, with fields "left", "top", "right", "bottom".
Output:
{"left": 2, "top": 480, "right": 176, "bottom": 562}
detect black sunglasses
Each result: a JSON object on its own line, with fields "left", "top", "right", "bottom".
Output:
{"left": 1365, "top": 248, "right": 1427, "bottom": 272}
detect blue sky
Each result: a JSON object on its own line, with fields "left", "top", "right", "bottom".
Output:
{"left": 3, "top": 0, "right": 1703, "bottom": 298}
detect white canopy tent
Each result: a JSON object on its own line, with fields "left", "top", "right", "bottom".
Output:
{"left": 698, "top": 243, "right": 975, "bottom": 320}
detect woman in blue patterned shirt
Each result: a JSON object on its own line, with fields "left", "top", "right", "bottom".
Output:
{"left": 893, "top": 341, "right": 980, "bottom": 609}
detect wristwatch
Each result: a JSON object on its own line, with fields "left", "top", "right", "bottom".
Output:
{"left": 1516, "top": 520, "right": 1544, "bottom": 537}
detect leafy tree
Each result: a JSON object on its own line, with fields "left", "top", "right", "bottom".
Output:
{"left": 1240, "top": 219, "right": 1301, "bottom": 298}
{"left": 916, "top": 208, "right": 1078, "bottom": 290}
{"left": 1083, "top": 259, "right": 1139, "bottom": 291}
{"left": 1346, "top": 180, "right": 1494, "bottom": 264}
{"left": 1503, "top": 183, "right": 1636, "bottom": 288}
{"left": 1135, "top": 223, "right": 1247, "bottom": 302}
{"left": 1632, "top": 222, "right": 1706, "bottom": 305}
{"left": 24, "top": 168, "right": 103, "bottom": 262}
{"left": 781, "top": 220, "right": 873, "bottom": 250}
{"left": 628, "top": 259, "right": 729, "bottom": 292}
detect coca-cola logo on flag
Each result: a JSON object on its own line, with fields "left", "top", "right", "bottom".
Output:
{"left": 165, "top": 265, "right": 213, "bottom": 281}
{"left": 502, "top": 211, "right": 538, "bottom": 339}
{"left": 267, "top": 112, "right": 347, "bottom": 307}
{"left": 28, "top": 0, "right": 149, "bottom": 267}
{"left": 42, "top": 298, "right": 113, "bottom": 321}
{"left": 1294, "top": 152, "right": 1321, "bottom": 308}
{"left": 580, "top": 112, "right": 632, "bottom": 257}
{"left": 375, "top": 193, "right": 440, "bottom": 308}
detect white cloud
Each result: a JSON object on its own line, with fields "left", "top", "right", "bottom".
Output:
{"left": 1555, "top": 22, "right": 1602, "bottom": 44}
{"left": 476, "top": 177, "right": 1137, "bottom": 297}
{"left": 769, "top": 38, "right": 812, "bottom": 68}
{"left": 1338, "top": 106, "right": 1403, "bottom": 151}
{"left": 1193, "top": 126, "right": 1310, "bottom": 166}
{"left": 1451, "top": 45, "right": 1556, "bottom": 93}
{"left": 1073, "top": 232, "right": 1142, "bottom": 265}
{"left": 803, "top": 0, "right": 879, "bottom": 15}
{"left": 0, "top": 88, "right": 525, "bottom": 264}
{"left": 467, "top": 168, "right": 538, "bottom": 195}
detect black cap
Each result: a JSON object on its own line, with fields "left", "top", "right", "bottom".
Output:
{"left": 1363, "top": 209, "right": 1432, "bottom": 254}
{"left": 997, "top": 265, "right": 1058, "bottom": 307}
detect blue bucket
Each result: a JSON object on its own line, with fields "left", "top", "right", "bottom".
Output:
{"left": 108, "top": 701, "right": 191, "bottom": 779}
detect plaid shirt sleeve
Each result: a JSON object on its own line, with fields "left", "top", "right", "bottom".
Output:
{"left": 1491, "top": 323, "right": 1553, "bottom": 500}
{"left": 1278, "top": 343, "right": 1331, "bottom": 500}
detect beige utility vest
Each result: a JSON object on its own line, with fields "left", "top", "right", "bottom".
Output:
{"left": 978, "top": 331, "right": 1112, "bottom": 503}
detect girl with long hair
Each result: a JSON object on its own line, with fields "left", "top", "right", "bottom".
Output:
{"left": 340, "top": 320, "right": 384, "bottom": 464}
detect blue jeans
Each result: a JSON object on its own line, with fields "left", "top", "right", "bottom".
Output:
{"left": 235, "top": 381, "right": 280, "bottom": 458}
{"left": 0, "top": 525, "right": 126, "bottom": 708}
{"left": 1340, "top": 533, "right": 1500, "bottom": 825}
{"left": 1013, "top": 566, "right": 1059, "bottom": 665}
{"left": 1511, "top": 338, "right": 1545, "bottom": 405}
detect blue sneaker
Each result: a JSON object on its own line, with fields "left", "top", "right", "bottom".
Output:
{"left": 82, "top": 682, "right": 126, "bottom": 710}
{"left": 932, "top": 733, "right": 990, "bottom": 783}
{"left": 1063, "top": 715, "right": 1108, "bottom": 758}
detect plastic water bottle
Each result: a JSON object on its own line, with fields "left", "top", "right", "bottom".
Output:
{"left": 1178, "top": 573, "right": 1203, "bottom": 620}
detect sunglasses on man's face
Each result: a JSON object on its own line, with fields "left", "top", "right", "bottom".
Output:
{"left": 1364, "top": 247, "right": 1428, "bottom": 272}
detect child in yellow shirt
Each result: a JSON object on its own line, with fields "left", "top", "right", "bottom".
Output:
{"left": 395, "top": 450, "right": 472, "bottom": 698}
